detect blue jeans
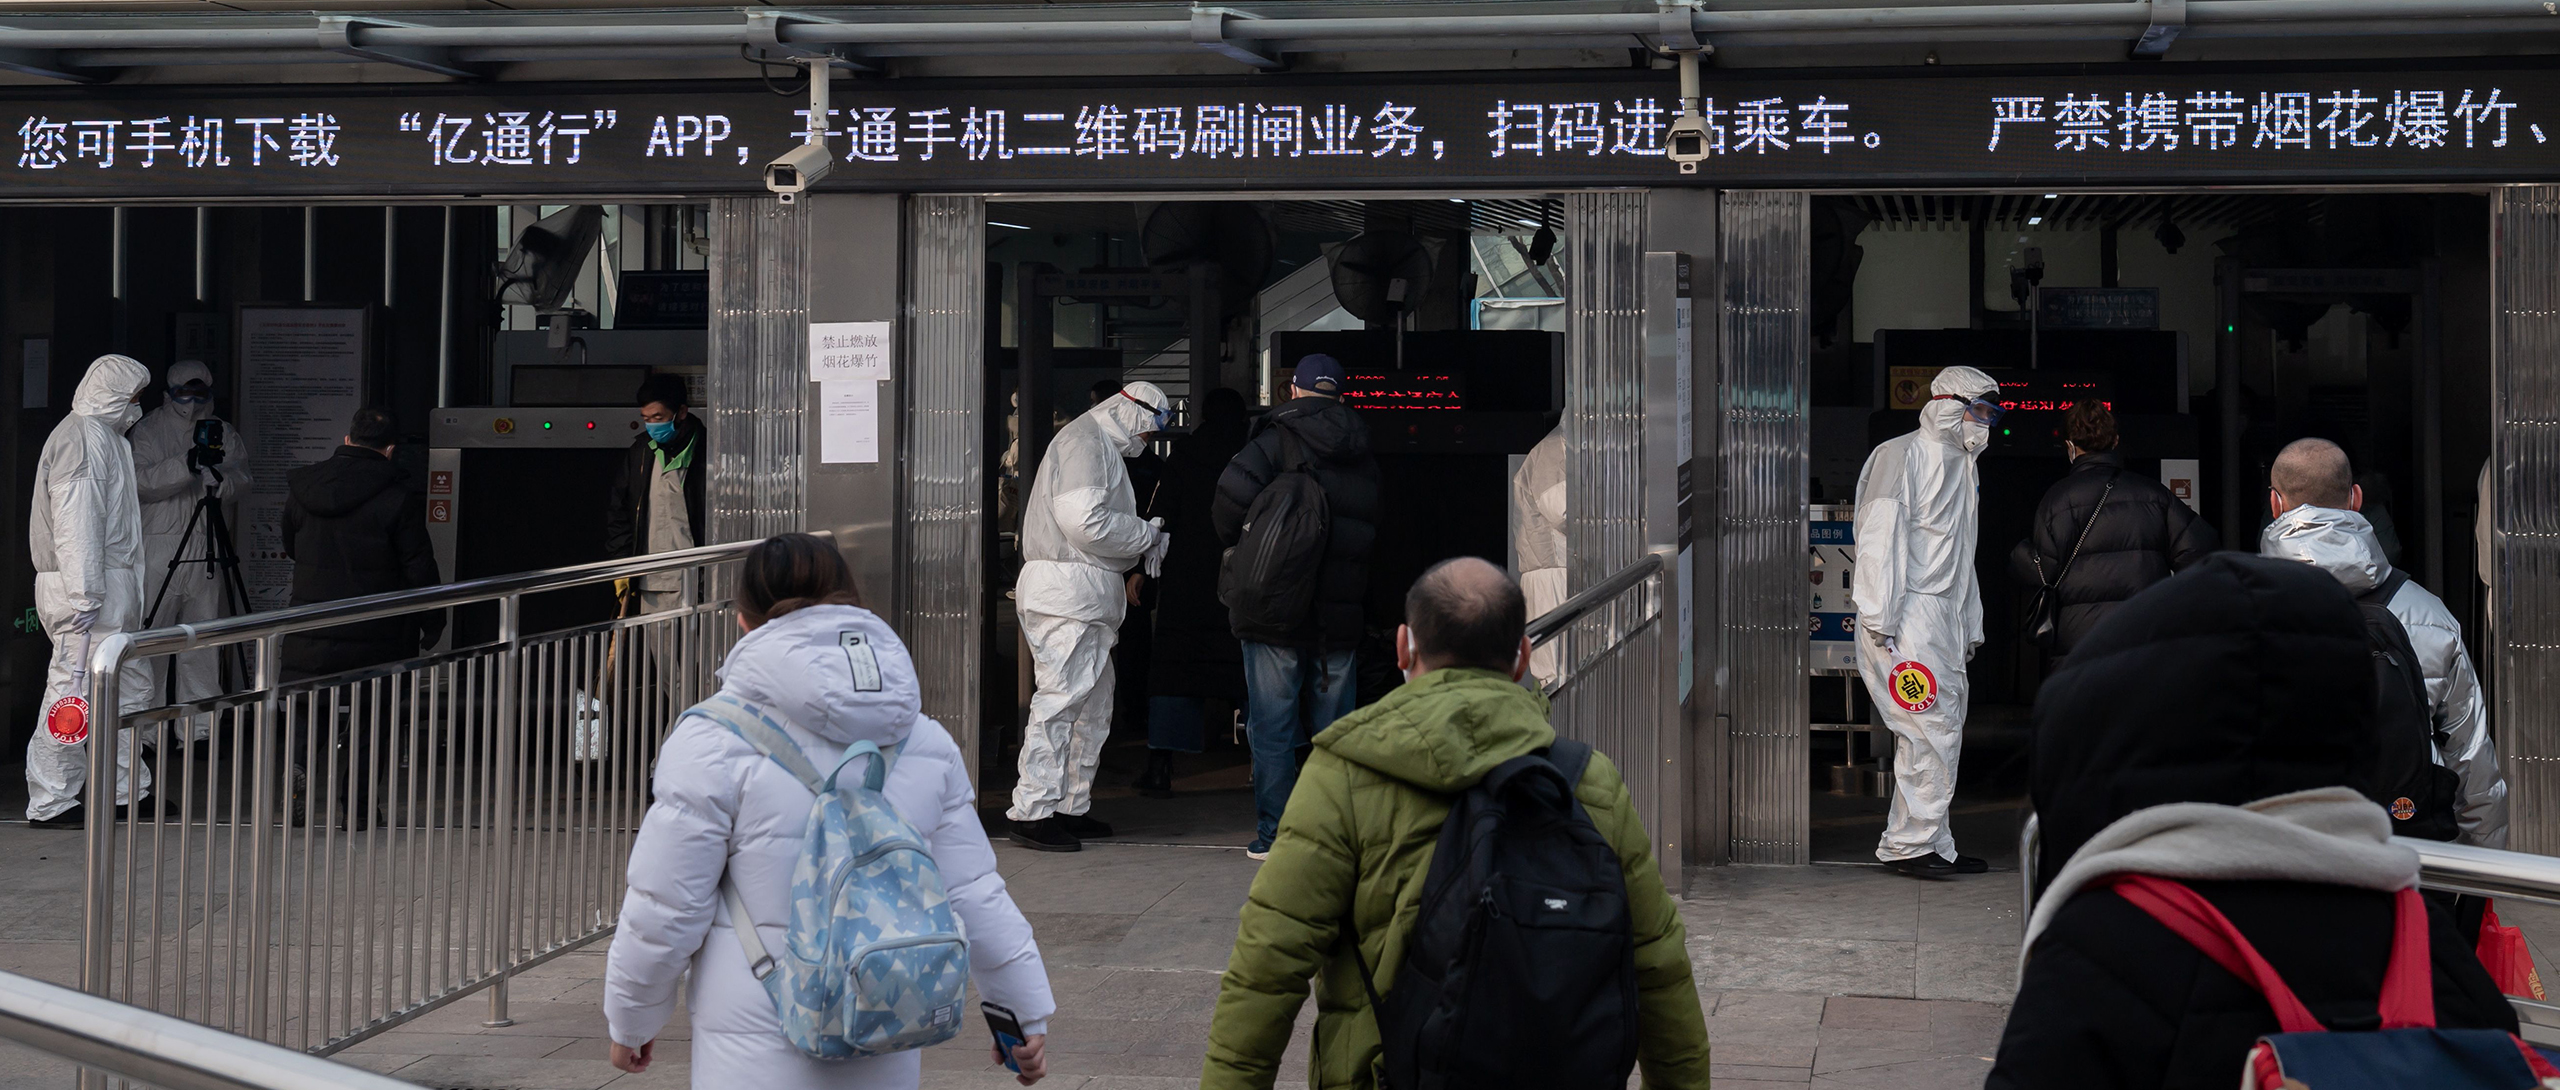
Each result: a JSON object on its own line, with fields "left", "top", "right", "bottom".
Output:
{"left": 1241, "top": 641, "right": 1357, "bottom": 850}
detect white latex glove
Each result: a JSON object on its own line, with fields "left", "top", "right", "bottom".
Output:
{"left": 214, "top": 470, "right": 242, "bottom": 501}
{"left": 65, "top": 609, "right": 99, "bottom": 637}
{"left": 1142, "top": 518, "right": 1171, "bottom": 578}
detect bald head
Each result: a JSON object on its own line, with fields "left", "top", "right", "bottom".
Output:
{"left": 2270, "top": 438, "right": 2358, "bottom": 513}
{"left": 1404, "top": 557, "right": 1528, "bottom": 675}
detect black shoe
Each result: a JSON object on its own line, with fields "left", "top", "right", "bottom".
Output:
{"left": 1008, "top": 817, "right": 1082, "bottom": 853}
{"left": 114, "top": 794, "right": 155, "bottom": 823}
{"left": 1135, "top": 752, "right": 1176, "bottom": 798}
{"left": 28, "top": 805, "right": 83, "bottom": 829}
{"left": 1883, "top": 854, "right": 1962, "bottom": 881}
{"left": 1951, "top": 854, "right": 1990, "bottom": 874}
{"left": 1058, "top": 813, "right": 1114, "bottom": 839}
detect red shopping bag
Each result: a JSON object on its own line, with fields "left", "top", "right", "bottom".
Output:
{"left": 2477, "top": 901, "right": 2547, "bottom": 1001}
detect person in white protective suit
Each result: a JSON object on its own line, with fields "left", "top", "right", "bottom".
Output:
{"left": 27, "top": 354, "right": 159, "bottom": 827}
{"left": 1006, "top": 380, "right": 1172, "bottom": 853}
{"left": 1852, "top": 364, "right": 2000, "bottom": 880}
{"left": 1511, "top": 426, "right": 1567, "bottom": 683}
{"left": 127, "top": 360, "right": 251, "bottom": 709}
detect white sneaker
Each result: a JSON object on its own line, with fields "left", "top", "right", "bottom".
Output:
{"left": 1245, "top": 846, "right": 1271, "bottom": 862}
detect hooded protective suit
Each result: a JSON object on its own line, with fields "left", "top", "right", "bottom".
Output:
{"left": 1852, "top": 364, "right": 1997, "bottom": 864}
{"left": 27, "top": 354, "right": 157, "bottom": 821}
{"left": 2261, "top": 504, "right": 2508, "bottom": 848}
{"left": 127, "top": 360, "right": 251, "bottom": 706}
{"left": 1512, "top": 427, "right": 1568, "bottom": 682}
{"left": 1007, "top": 381, "right": 1171, "bottom": 823}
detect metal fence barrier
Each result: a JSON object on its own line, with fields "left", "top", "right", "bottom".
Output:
{"left": 75, "top": 536, "right": 792, "bottom": 1067}
{"left": 0, "top": 967, "right": 423, "bottom": 1090}
{"left": 1529, "top": 546, "right": 1682, "bottom": 891}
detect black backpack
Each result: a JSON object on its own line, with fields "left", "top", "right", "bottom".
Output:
{"left": 1347, "top": 741, "right": 1641, "bottom": 1090}
{"left": 1217, "top": 423, "right": 1331, "bottom": 640}
{"left": 2354, "top": 570, "right": 2461, "bottom": 842}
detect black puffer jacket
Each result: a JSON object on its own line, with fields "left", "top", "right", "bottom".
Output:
{"left": 1992, "top": 555, "right": 2516, "bottom": 1089}
{"left": 281, "top": 446, "right": 444, "bottom": 678}
{"left": 1211, "top": 395, "right": 1380, "bottom": 648}
{"left": 2008, "top": 449, "right": 2218, "bottom": 655}
{"left": 1148, "top": 398, "right": 1250, "bottom": 700}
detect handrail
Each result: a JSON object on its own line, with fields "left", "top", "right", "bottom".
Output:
{"left": 91, "top": 533, "right": 822, "bottom": 675}
{"left": 0, "top": 968, "right": 420, "bottom": 1090}
{"left": 2408, "top": 839, "right": 2560, "bottom": 903}
{"left": 1526, "top": 551, "right": 1669, "bottom": 647}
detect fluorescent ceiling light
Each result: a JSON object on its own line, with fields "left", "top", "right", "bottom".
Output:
{"left": 988, "top": 220, "right": 1031, "bottom": 230}
{"left": 1515, "top": 218, "right": 1541, "bottom": 227}
{"left": 2028, "top": 216, "right": 2044, "bottom": 225}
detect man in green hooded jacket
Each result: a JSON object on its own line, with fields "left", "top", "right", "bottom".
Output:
{"left": 1201, "top": 557, "right": 1711, "bottom": 1089}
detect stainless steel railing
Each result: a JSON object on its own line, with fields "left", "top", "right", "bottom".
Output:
{"left": 0, "top": 967, "right": 423, "bottom": 1090}
{"left": 76, "top": 535, "right": 800, "bottom": 1068}
{"left": 1529, "top": 547, "right": 1682, "bottom": 891}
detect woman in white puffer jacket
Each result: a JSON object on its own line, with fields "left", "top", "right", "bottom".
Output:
{"left": 603, "top": 534, "right": 1055, "bottom": 1088}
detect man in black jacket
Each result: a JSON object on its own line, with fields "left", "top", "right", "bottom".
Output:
{"left": 1211, "top": 354, "right": 1380, "bottom": 859}
{"left": 282, "top": 408, "right": 443, "bottom": 679}
{"left": 281, "top": 408, "right": 443, "bottom": 829}
{"left": 1992, "top": 554, "right": 2515, "bottom": 1088}
{"left": 605, "top": 374, "right": 707, "bottom": 616}
{"left": 2008, "top": 401, "right": 2217, "bottom": 660}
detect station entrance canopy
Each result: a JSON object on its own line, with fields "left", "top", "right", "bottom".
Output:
{"left": 4, "top": 66, "right": 2559, "bottom": 197}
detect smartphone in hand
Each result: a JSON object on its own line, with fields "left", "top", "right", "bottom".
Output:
{"left": 984, "top": 1001, "right": 1027, "bottom": 1074}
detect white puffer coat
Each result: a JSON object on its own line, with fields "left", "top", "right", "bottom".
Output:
{"left": 604, "top": 604, "right": 1054, "bottom": 1089}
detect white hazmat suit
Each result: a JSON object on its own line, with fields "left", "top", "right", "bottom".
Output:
{"left": 127, "top": 360, "right": 251, "bottom": 707}
{"left": 1512, "top": 427, "right": 1567, "bottom": 682}
{"left": 1851, "top": 365, "right": 1997, "bottom": 865}
{"left": 27, "top": 354, "right": 158, "bottom": 822}
{"left": 1006, "top": 381, "right": 1171, "bottom": 824}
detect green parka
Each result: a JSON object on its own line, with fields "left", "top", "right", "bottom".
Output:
{"left": 1199, "top": 667, "right": 1711, "bottom": 1090}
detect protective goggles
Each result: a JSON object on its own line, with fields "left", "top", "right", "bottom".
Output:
{"left": 1120, "top": 389, "right": 1172, "bottom": 431}
{"left": 167, "top": 386, "right": 211, "bottom": 405}
{"left": 1931, "top": 394, "right": 2005, "bottom": 426}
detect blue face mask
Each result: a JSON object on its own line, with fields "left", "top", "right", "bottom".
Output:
{"left": 645, "top": 420, "right": 678, "bottom": 444}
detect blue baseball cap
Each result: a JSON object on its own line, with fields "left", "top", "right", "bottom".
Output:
{"left": 1292, "top": 353, "right": 1346, "bottom": 395}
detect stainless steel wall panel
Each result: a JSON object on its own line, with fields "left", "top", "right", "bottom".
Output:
{"left": 708, "top": 197, "right": 810, "bottom": 544}
{"left": 2494, "top": 187, "right": 2560, "bottom": 855}
{"left": 1718, "top": 191, "right": 1812, "bottom": 865}
{"left": 1566, "top": 191, "right": 1649, "bottom": 589}
{"left": 904, "top": 195, "right": 987, "bottom": 780}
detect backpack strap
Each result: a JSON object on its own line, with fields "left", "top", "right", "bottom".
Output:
{"left": 2358, "top": 568, "right": 2414, "bottom": 608}
{"left": 687, "top": 693, "right": 829, "bottom": 795}
{"left": 2108, "top": 875, "right": 2437, "bottom": 1034}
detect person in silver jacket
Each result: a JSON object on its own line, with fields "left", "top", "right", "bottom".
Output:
{"left": 2260, "top": 437, "right": 2507, "bottom": 849}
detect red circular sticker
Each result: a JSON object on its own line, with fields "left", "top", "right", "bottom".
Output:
{"left": 44, "top": 695, "right": 87, "bottom": 746}
{"left": 2391, "top": 797, "right": 2417, "bottom": 821}
{"left": 1887, "top": 661, "right": 1938, "bottom": 714}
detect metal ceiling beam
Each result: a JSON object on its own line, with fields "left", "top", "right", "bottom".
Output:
{"left": 0, "top": 46, "right": 102, "bottom": 83}
{"left": 0, "top": 2, "right": 2541, "bottom": 75}
{"left": 318, "top": 16, "right": 485, "bottom": 79}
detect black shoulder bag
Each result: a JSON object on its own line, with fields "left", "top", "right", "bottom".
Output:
{"left": 2025, "top": 471, "right": 2117, "bottom": 651}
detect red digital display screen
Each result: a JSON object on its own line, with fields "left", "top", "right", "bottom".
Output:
{"left": 1341, "top": 372, "right": 1465, "bottom": 411}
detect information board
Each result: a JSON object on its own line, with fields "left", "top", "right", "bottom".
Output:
{"left": 235, "top": 307, "right": 367, "bottom": 611}
{"left": 0, "top": 67, "right": 2556, "bottom": 195}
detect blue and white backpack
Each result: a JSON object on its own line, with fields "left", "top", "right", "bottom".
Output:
{"left": 686, "top": 692, "right": 971, "bottom": 1059}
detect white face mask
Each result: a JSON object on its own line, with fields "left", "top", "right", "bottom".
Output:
{"left": 1959, "top": 418, "right": 1991, "bottom": 452}
{"left": 113, "top": 400, "right": 144, "bottom": 429}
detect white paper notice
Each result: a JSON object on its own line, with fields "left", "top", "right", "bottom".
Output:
{"left": 237, "top": 307, "right": 367, "bottom": 610}
{"left": 820, "top": 379, "right": 880, "bottom": 464}
{"left": 810, "top": 321, "right": 892, "bottom": 382}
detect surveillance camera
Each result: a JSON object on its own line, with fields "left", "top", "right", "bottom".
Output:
{"left": 764, "top": 143, "right": 834, "bottom": 204}
{"left": 1666, "top": 113, "right": 1711, "bottom": 175}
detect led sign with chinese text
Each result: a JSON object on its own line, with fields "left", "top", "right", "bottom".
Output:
{"left": 4, "top": 69, "right": 2559, "bottom": 196}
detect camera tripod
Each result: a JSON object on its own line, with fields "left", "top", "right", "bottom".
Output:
{"left": 145, "top": 469, "right": 255, "bottom": 697}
